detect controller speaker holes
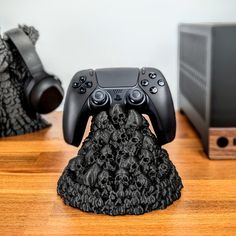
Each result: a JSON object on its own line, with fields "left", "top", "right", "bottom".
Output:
{"left": 113, "top": 89, "right": 122, "bottom": 94}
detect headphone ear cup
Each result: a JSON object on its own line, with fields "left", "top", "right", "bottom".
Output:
{"left": 29, "top": 76, "right": 64, "bottom": 114}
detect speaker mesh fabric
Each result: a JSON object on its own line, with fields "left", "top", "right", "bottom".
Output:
{"left": 179, "top": 32, "right": 208, "bottom": 120}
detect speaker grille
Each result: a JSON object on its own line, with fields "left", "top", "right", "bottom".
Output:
{"left": 179, "top": 31, "right": 208, "bottom": 120}
{"left": 180, "top": 70, "right": 206, "bottom": 119}
{"left": 180, "top": 32, "right": 207, "bottom": 77}
{"left": 113, "top": 89, "right": 123, "bottom": 94}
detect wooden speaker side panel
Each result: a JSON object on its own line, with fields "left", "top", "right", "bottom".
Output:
{"left": 209, "top": 128, "right": 236, "bottom": 160}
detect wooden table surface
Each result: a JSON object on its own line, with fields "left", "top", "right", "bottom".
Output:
{"left": 0, "top": 112, "right": 235, "bottom": 236}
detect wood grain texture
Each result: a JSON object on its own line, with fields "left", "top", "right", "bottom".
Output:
{"left": 0, "top": 112, "right": 235, "bottom": 236}
{"left": 209, "top": 128, "right": 236, "bottom": 160}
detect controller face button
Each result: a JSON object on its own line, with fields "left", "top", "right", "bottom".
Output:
{"left": 129, "top": 89, "right": 144, "bottom": 104}
{"left": 150, "top": 86, "right": 158, "bottom": 94}
{"left": 79, "top": 76, "right": 86, "bottom": 83}
{"left": 72, "top": 82, "right": 80, "bottom": 88}
{"left": 149, "top": 72, "right": 157, "bottom": 79}
{"left": 92, "top": 90, "right": 107, "bottom": 105}
{"left": 141, "top": 79, "right": 149, "bottom": 86}
{"left": 79, "top": 87, "right": 86, "bottom": 94}
{"left": 158, "top": 79, "right": 165, "bottom": 86}
{"left": 85, "top": 81, "right": 93, "bottom": 88}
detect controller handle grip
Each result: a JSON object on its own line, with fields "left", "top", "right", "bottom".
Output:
{"left": 147, "top": 78, "right": 176, "bottom": 145}
{"left": 63, "top": 91, "right": 90, "bottom": 147}
{"left": 148, "top": 99, "right": 176, "bottom": 145}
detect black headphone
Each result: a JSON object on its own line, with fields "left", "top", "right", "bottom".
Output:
{"left": 5, "top": 28, "right": 64, "bottom": 114}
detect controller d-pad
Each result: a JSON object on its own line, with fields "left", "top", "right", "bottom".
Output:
{"left": 141, "top": 79, "right": 149, "bottom": 86}
{"left": 149, "top": 72, "right": 157, "bottom": 79}
{"left": 79, "top": 87, "right": 86, "bottom": 94}
{"left": 150, "top": 86, "right": 158, "bottom": 94}
{"left": 79, "top": 76, "right": 86, "bottom": 83}
{"left": 85, "top": 81, "right": 93, "bottom": 88}
{"left": 72, "top": 82, "right": 80, "bottom": 88}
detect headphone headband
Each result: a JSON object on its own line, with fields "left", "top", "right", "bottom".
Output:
{"left": 5, "top": 28, "right": 45, "bottom": 78}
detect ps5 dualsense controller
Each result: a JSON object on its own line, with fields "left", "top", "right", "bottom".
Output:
{"left": 63, "top": 67, "right": 176, "bottom": 146}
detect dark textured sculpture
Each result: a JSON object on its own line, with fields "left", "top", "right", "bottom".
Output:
{"left": 58, "top": 105, "right": 183, "bottom": 215}
{"left": 0, "top": 25, "right": 50, "bottom": 137}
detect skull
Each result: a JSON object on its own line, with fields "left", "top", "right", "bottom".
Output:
{"left": 148, "top": 165, "right": 157, "bottom": 181}
{"left": 142, "top": 135, "right": 156, "bottom": 152}
{"left": 69, "top": 156, "right": 84, "bottom": 173}
{"left": 115, "top": 168, "right": 129, "bottom": 186}
{"left": 118, "top": 150, "right": 130, "bottom": 168}
{"left": 109, "top": 104, "right": 127, "bottom": 126}
{"left": 68, "top": 157, "right": 80, "bottom": 171}
{"left": 85, "top": 149, "right": 96, "bottom": 166}
{"left": 126, "top": 156, "right": 139, "bottom": 173}
{"left": 97, "top": 144, "right": 113, "bottom": 166}
{"left": 140, "top": 149, "right": 153, "bottom": 164}
{"left": 158, "top": 162, "right": 170, "bottom": 178}
{"left": 125, "top": 109, "right": 143, "bottom": 129}
{"left": 128, "top": 131, "right": 143, "bottom": 146}
{"left": 92, "top": 111, "right": 110, "bottom": 129}
{"left": 139, "top": 149, "right": 153, "bottom": 173}
{"left": 135, "top": 173, "right": 149, "bottom": 190}
{"left": 98, "top": 170, "right": 110, "bottom": 188}
{"left": 104, "top": 158, "right": 116, "bottom": 172}
{"left": 111, "top": 130, "right": 122, "bottom": 143}
{"left": 93, "top": 130, "right": 110, "bottom": 147}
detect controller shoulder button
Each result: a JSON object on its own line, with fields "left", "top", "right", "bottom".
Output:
{"left": 89, "top": 69, "right": 94, "bottom": 76}
{"left": 141, "top": 67, "right": 146, "bottom": 75}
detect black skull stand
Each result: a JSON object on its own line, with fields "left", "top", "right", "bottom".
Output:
{"left": 58, "top": 105, "right": 183, "bottom": 215}
{"left": 0, "top": 25, "right": 50, "bottom": 137}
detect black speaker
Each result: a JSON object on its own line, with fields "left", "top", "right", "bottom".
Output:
{"left": 179, "top": 23, "right": 236, "bottom": 159}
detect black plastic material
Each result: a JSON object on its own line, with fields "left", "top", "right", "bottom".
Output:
{"left": 0, "top": 25, "right": 50, "bottom": 137}
{"left": 4, "top": 26, "right": 64, "bottom": 114}
{"left": 58, "top": 105, "right": 183, "bottom": 216}
{"left": 63, "top": 67, "right": 176, "bottom": 147}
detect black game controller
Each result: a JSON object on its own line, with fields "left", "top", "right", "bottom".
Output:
{"left": 63, "top": 67, "right": 176, "bottom": 146}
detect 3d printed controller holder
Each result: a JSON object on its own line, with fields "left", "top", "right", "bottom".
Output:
{"left": 58, "top": 105, "right": 183, "bottom": 215}
{"left": 0, "top": 25, "right": 50, "bottom": 137}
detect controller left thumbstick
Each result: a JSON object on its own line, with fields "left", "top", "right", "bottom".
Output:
{"left": 91, "top": 89, "right": 108, "bottom": 105}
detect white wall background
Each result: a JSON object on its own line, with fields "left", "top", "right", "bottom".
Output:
{"left": 1, "top": 0, "right": 236, "bottom": 110}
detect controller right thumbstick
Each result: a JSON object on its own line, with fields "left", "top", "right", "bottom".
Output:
{"left": 128, "top": 89, "right": 145, "bottom": 104}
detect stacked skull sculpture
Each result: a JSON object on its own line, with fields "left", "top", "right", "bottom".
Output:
{"left": 58, "top": 104, "right": 183, "bottom": 215}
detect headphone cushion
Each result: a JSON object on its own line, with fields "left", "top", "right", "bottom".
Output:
{"left": 29, "top": 77, "right": 64, "bottom": 114}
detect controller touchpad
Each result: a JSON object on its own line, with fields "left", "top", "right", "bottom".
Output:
{"left": 96, "top": 68, "right": 139, "bottom": 87}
